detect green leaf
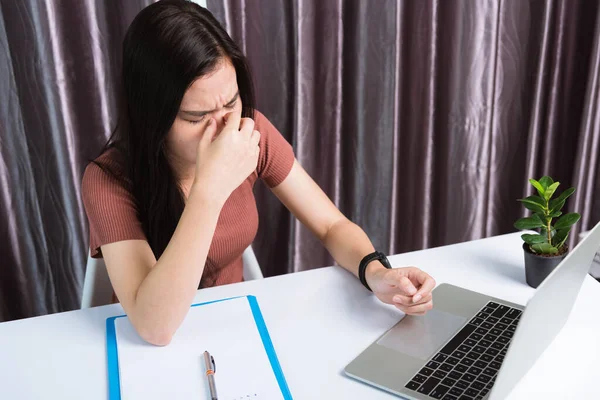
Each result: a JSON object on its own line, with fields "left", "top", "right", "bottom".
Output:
{"left": 552, "top": 228, "right": 570, "bottom": 249}
{"left": 545, "top": 182, "right": 560, "bottom": 200}
{"left": 549, "top": 199, "right": 565, "bottom": 215}
{"left": 529, "top": 179, "right": 546, "bottom": 198}
{"left": 540, "top": 226, "right": 556, "bottom": 239}
{"left": 522, "top": 234, "right": 547, "bottom": 245}
{"left": 539, "top": 176, "right": 554, "bottom": 190}
{"left": 518, "top": 195, "right": 547, "bottom": 214}
{"left": 531, "top": 242, "right": 559, "bottom": 255}
{"left": 554, "top": 213, "right": 581, "bottom": 230}
{"left": 514, "top": 215, "right": 545, "bottom": 230}
{"left": 552, "top": 187, "right": 576, "bottom": 207}
{"left": 534, "top": 212, "right": 549, "bottom": 225}
{"left": 549, "top": 211, "right": 562, "bottom": 218}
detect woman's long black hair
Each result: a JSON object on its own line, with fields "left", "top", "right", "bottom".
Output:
{"left": 98, "top": 0, "right": 255, "bottom": 259}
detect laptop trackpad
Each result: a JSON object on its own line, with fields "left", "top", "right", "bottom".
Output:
{"left": 377, "top": 309, "right": 467, "bottom": 360}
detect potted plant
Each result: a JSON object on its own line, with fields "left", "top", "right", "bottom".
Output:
{"left": 514, "top": 176, "right": 581, "bottom": 288}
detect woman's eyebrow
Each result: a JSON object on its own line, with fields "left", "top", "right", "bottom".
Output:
{"left": 180, "top": 92, "right": 239, "bottom": 117}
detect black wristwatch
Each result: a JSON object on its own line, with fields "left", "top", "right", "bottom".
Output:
{"left": 358, "top": 251, "right": 392, "bottom": 291}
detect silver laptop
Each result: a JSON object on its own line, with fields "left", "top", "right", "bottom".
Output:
{"left": 344, "top": 221, "right": 600, "bottom": 400}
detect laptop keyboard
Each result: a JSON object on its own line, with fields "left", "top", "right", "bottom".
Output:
{"left": 404, "top": 301, "right": 522, "bottom": 400}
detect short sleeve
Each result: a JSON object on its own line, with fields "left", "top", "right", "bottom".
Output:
{"left": 254, "top": 110, "right": 295, "bottom": 188}
{"left": 81, "top": 159, "right": 146, "bottom": 258}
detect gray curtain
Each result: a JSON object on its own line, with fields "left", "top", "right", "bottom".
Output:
{"left": 208, "top": 0, "right": 600, "bottom": 277}
{"left": 0, "top": 0, "right": 151, "bottom": 321}
{"left": 1, "top": 0, "right": 599, "bottom": 322}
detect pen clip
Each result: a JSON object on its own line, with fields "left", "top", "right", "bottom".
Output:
{"left": 211, "top": 355, "right": 216, "bottom": 373}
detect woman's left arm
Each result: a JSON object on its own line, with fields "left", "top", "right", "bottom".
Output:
{"left": 271, "top": 160, "right": 436, "bottom": 315}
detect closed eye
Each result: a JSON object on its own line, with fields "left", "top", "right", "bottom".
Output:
{"left": 180, "top": 92, "right": 239, "bottom": 123}
{"left": 186, "top": 115, "right": 207, "bottom": 125}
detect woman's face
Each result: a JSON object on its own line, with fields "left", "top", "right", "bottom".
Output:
{"left": 167, "top": 59, "right": 241, "bottom": 167}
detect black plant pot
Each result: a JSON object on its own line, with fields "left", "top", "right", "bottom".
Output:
{"left": 523, "top": 243, "right": 568, "bottom": 288}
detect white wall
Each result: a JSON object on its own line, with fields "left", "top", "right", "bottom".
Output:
{"left": 190, "top": 0, "right": 207, "bottom": 8}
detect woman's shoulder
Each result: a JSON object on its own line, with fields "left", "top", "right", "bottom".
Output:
{"left": 82, "top": 147, "right": 145, "bottom": 258}
{"left": 82, "top": 147, "right": 128, "bottom": 199}
{"left": 253, "top": 109, "right": 277, "bottom": 133}
{"left": 251, "top": 109, "right": 295, "bottom": 187}
{"left": 88, "top": 146, "right": 125, "bottom": 170}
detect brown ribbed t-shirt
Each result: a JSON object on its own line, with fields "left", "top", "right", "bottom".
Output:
{"left": 82, "top": 110, "right": 294, "bottom": 288}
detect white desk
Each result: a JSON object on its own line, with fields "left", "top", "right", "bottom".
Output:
{"left": 1, "top": 232, "right": 599, "bottom": 399}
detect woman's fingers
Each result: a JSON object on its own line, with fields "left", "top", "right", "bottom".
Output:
{"left": 199, "top": 118, "right": 218, "bottom": 147}
{"left": 394, "top": 299, "right": 434, "bottom": 315}
{"left": 251, "top": 129, "right": 261, "bottom": 145}
{"left": 238, "top": 117, "right": 255, "bottom": 136}
{"left": 392, "top": 292, "right": 432, "bottom": 307}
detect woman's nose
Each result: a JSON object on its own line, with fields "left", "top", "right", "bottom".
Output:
{"left": 212, "top": 109, "right": 230, "bottom": 132}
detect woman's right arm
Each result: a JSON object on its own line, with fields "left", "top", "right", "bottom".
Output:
{"left": 99, "top": 112, "right": 260, "bottom": 346}
{"left": 101, "top": 187, "right": 223, "bottom": 346}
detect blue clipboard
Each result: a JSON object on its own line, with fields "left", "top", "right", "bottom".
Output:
{"left": 105, "top": 295, "right": 293, "bottom": 399}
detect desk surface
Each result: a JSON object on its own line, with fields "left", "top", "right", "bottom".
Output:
{"left": 1, "top": 232, "right": 599, "bottom": 399}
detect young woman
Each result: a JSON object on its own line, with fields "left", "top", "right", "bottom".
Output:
{"left": 82, "top": 0, "right": 436, "bottom": 346}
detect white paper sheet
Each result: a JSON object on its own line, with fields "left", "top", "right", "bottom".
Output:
{"left": 114, "top": 297, "right": 284, "bottom": 400}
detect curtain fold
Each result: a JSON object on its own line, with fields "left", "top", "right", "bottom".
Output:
{"left": 573, "top": 3, "right": 600, "bottom": 232}
{"left": 209, "top": 0, "right": 600, "bottom": 275}
{"left": 0, "top": 0, "right": 151, "bottom": 321}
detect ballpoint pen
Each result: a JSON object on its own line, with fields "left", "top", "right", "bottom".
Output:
{"left": 203, "top": 350, "right": 218, "bottom": 400}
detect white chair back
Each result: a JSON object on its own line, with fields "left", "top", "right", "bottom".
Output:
{"left": 242, "top": 245, "right": 263, "bottom": 281}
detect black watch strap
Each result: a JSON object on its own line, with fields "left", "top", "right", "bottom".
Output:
{"left": 358, "top": 251, "right": 392, "bottom": 291}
